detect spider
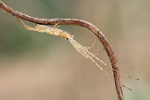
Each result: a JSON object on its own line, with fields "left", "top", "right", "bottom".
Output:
{"left": 16, "top": 17, "right": 139, "bottom": 90}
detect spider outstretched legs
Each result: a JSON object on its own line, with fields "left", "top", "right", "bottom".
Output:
{"left": 17, "top": 17, "right": 139, "bottom": 90}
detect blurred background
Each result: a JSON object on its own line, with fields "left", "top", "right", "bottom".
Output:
{"left": 0, "top": 0, "right": 149, "bottom": 100}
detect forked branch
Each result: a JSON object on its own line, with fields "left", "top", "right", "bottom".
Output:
{"left": 0, "top": 1, "right": 124, "bottom": 100}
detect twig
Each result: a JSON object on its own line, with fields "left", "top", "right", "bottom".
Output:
{"left": 0, "top": 1, "right": 124, "bottom": 100}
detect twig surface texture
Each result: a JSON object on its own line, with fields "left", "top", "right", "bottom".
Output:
{"left": 0, "top": 1, "right": 124, "bottom": 100}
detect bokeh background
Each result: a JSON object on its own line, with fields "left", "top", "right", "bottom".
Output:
{"left": 0, "top": 0, "right": 149, "bottom": 100}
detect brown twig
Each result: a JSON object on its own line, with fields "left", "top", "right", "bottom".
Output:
{"left": 0, "top": 1, "right": 124, "bottom": 100}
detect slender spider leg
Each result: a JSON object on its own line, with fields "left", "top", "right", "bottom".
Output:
{"left": 75, "top": 37, "right": 139, "bottom": 80}
{"left": 50, "top": 22, "right": 61, "bottom": 36}
{"left": 17, "top": 17, "right": 54, "bottom": 33}
{"left": 66, "top": 33, "right": 113, "bottom": 79}
{"left": 88, "top": 54, "right": 132, "bottom": 90}
{"left": 87, "top": 38, "right": 105, "bottom": 56}
{"left": 53, "top": 21, "right": 61, "bottom": 29}
{"left": 66, "top": 32, "right": 139, "bottom": 80}
{"left": 78, "top": 37, "right": 139, "bottom": 80}
{"left": 95, "top": 48, "right": 105, "bottom": 56}
{"left": 88, "top": 38, "right": 97, "bottom": 49}
{"left": 89, "top": 48, "right": 105, "bottom": 60}
{"left": 87, "top": 49, "right": 139, "bottom": 80}
{"left": 16, "top": 17, "right": 74, "bottom": 39}
{"left": 17, "top": 17, "right": 37, "bottom": 31}
{"left": 66, "top": 34, "right": 132, "bottom": 90}
{"left": 88, "top": 54, "right": 114, "bottom": 79}
{"left": 17, "top": 16, "right": 138, "bottom": 90}
{"left": 122, "top": 85, "right": 132, "bottom": 90}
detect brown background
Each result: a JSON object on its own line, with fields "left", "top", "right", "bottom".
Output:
{"left": 0, "top": 0, "right": 149, "bottom": 100}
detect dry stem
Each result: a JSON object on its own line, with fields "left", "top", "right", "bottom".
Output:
{"left": 0, "top": 1, "right": 124, "bottom": 100}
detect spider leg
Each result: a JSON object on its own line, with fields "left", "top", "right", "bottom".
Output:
{"left": 95, "top": 48, "right": 105, "bottom": 56}
{"left": 88, "top": 48, "right": 105, "bottom": 59}
{"left": 16, "top": 17, "right": 37, "bottom": 31}
{"left": 49, "top": 21, "right": 62, "bottom": 35}
{"left": 88, "top": 52, "right": 132, "bottom": 90}
{"left": 87, "top": 38, "right": 97, "bottom": 49}
{"left": 88, "top": 55, "right": 113, "bottom": 79}
{"left": 88, "top": 51, "right": 139, "bottom": 80}
{"left": 54, "top": 21, "right": 61, "bottom": 29}
{"left": 68, "top": 35, "right": 133, "bottom": 90}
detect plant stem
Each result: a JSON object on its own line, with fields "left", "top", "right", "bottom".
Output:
{"left": 0, "top": 1, "right": 124, "bottom": 100}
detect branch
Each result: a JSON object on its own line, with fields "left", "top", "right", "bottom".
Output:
{"left": 0, "top": 1, "right": 124, "bottom": 100}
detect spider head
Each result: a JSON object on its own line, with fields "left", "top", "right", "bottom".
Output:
{"left": 65, "top": 33, "right": 74, "bottom": 40}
